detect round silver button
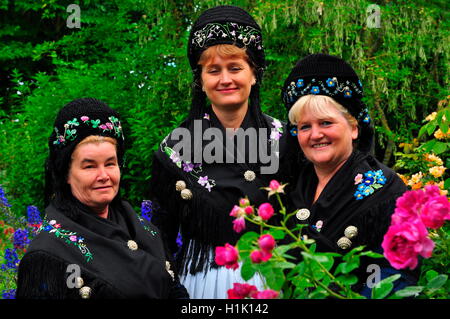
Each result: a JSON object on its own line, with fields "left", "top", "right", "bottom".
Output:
{"left": 337, "top": 237, "right": 352, "bottom": 249}
{"left": 296, "top": 208, "right": 310, "bottom": 221}
{"left": 344, "top": 226, "right": 358, "bottom": 239}
{"left": 127, "top": 240, "right": 138, "bottom": 251}
{"left": 79, "top": 286, "right": 92, "bottom": 299}
{"left": 244, "top": 170, "right": 256, "bottom": 182}
{"left": 75, "top": 277, "right": 84, "bottom": 289}
{"left": 180, "top": 188, "right": 193, "bottom": 200}
{"left": 175, "top": 180, "right": 186, "bottom": 191}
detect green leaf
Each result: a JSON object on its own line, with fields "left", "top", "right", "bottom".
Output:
{"left": 260, "top": 263, "right": 285, "bottom": 291}
{"left": 371, "top": 274, "right": 401, "bottom": 299}
{"left": 268, "top": 229, "right": 286, "bottom": 240}
{"left": 360, "top": 251, "right": 384, "bottom": 258}
{"left": 426, "top": 274, "right": 448, "bottom": 289}
{"left": 336, "top": 274, "right": 358, "bottom": 286}
{"left": 394, "top": 286, "right": 424, "bottom": 298}
{"left": 240, "top": 260, "right": 256, "bottom": 281}
{"left": 432, "top": 141, "right": 448, "bottom": 154}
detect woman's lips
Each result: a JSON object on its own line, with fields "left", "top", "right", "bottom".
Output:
{"left": 217, "top": 88, "right": 238, "bottom": 93}
{"left": 312, "top": 142, "right": 331, "bottom": 148}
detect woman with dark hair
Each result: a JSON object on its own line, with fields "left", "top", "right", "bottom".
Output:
{"left": 282, "top": 54, "right": 417, "bottom": 295}
{"left": 16, "top": 98, "right": 188, "bottom": 299}
{"left": 148, "top": 5, "right": 293, "bottom": 298}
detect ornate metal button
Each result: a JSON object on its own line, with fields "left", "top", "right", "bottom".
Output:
{"left": 175, "top": 180, "right": 186, "bottom": 191}
{"left": 296, "top": 208, "right": 310, "bottom": 221}
{"left": 344, "top": 226, "right": 358, "bottom": 239}
{"left": 244, "top": 170, "right": 256, "bottom": 182}
{"left": 127, "top": 240, "right": 138, "bottom": 251}
{"left": 166, "top": 261, "right": 175, "bottom": 281}
{"left": 75, "top": 277, "right": 84, "bottom": 289}
{"left": 79, "top": 286, "right": 92, "bottom": 299}
{"left": 337, "top": 237, "right": 352, "bottom": 249}
{"left": 180, "top": 188, "right": 193, "bottom": 200}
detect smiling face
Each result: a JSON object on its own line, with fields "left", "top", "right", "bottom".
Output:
{"left": 200, "top": 45, "right": 256, "bottom": 112}
{"left": 67, "top": 138, "right": 120, "bottom": 217}
{"left": 294, "top": 97, "right": 358, "bottom": 171}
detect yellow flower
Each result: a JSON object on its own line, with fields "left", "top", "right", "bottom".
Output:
{"left": 411, "top": 182, "right": 423, "bottom": 190}
{"left": 424, "top": 153, "right": 443, "bottom": 166}
{"left": 397, "top": 173, "right": 409, "bottom": 185}
{"left": 408, "top": 172, "right": 423, "bottom": 186}
{"left": 429, "top": 166, "right": 446, "bottom": 178}
{"left": 425, "top": 112, "right": 437, "bottom": 121}
{"left": 434, "top": 128, "right": 449, "bottom": 140}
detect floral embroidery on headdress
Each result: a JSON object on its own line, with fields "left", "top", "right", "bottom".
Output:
{"left": 191, "top": 22, "right": 263, "bottom": 51}
{"left": 53, "top": 116, "right": 123, "bottom": 146}
{"left": 39, "top": 218, "right": 93, "bottom": 262}
{"left": 283, "top": 77, "right": 363, "bottom": 107}
{"left": 160, "top": 136, "right": 216, "bottom": 192}
{"left": 353, "top": 169, "right": 387, "bottom": 200}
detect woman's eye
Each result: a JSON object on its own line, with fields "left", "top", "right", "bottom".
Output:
{"left": 299, "top": 124, "right": 310, "bottom": 131}
{"left": 321, "top": 121, "right": 332, "bottom": 126}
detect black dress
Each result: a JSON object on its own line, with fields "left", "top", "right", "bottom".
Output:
{"left": 148, "top": 107, "right": 293, "bottom": 277}
{"left": 16, "top": 200, "right": 189, "bottom": 299}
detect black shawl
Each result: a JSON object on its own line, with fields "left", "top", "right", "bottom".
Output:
{"left": 149, "top": 107, "right": 295, "bottom": 276}
{"left": 16, "top": 200, "right": 188, "bottom": 299}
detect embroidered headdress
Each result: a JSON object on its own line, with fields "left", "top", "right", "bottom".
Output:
{"left": 282, "top": 54, "right": 374, "bottom": 152}
{"left": 186, "top": 5, "right": 268, "bottom": 129}
{"left": 45, "top": 98, "right": 125, "bottom": 214}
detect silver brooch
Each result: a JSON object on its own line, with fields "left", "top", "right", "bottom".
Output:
{"left": 244, "top": 170, "right": 256, "bottom": 182}
{"left": 296, "top": 208, "right": 311, "bottom": 221}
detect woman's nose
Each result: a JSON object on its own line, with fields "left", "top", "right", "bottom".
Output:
{"left": 310, "top": 126, "right": 324, "bottom": 139}
{"left": 97, "top": 167, "right": 110, "bottom": 181}
{"left": 219, "top": 70, "right": 232, "bottom": 84}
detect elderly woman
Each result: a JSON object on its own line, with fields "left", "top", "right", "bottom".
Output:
{"left": 282, "top": 54, "right": 417, "bottom": 295}
{"left": 148, "top": 5, "right": 292, "bottom": 298}
{"left": 16, "top": 98, "right": 188, "bottom": 299}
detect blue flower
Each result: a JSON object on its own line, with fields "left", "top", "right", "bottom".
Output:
{"left": 2, "top": 289, "right": 16, "bottom": 299}
{"left": 363, "top": 177, "right": 374, "bottom": 186}
{"left": 290, "top": 127, "right": 298, "bottom": 136}
{"left": 296, "top": 79, "right": 304, "bottom": 88}
{"left": 13, "top": 229, "right": 30, "bottom": 249}
{"left": 357, "top": 184, "right": 366, "bottom": 192}
{"left": 0, "top": 185, "right": 12, "bottom": 207}
{"left": 27, "top": 205, "right": 42, "bottom": 225}
{"left": 311, "top": 86, "right": 320, "bottom": 94}
{"left": 354, "top": 191, "right": 364, "bottom": 200}
{"left": 363, "top": 187, "right": 374, "bottom": 196}
{"left": 326, "top": 78, "right": 336, "bottom": 87}
{"left": 1, "top": 248, "right": 19, "bottom": 271}
{"left": 344, "top": 88, "right": 352, "bottom": 98}
{"left": 141, "top": 200, "right": 154, "bottom": 222}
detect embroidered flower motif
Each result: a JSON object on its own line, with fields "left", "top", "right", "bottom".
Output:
{"left": 343, "top": 88, "right": 352, "bottom": 98}
{"left": 39, "top": 218, "right": 93, "bottom": 262}
{"left": 290, "top": 127, "right": 298, "bottom": 136}
{"left": 353, "top": 169, "right": 387, "bottom": 200}
{"left": 53, "top": 116, "right": 123, "bottom": 146}
{"left": 312, "top": 220, "right": 323, "bottom": 232}
{"left": 326, "top": 78, "right": 336, "bottom": 87}
{"left": 182, "top": 162, "right": 195, "bottom": 172}
{"left": 311, "top": 86, "right": 320, "bottom": 94}
{"left": 136, "top": 214, "right": 158, "bottom": 236}
{"left": 270, "top": 118, "right": 284, "bottom": 142}
{"left": 203, "top": 113, "right": 210, "bottom": 120}
{"left": 296, "top": 79, "right": 304, "bottom": 88}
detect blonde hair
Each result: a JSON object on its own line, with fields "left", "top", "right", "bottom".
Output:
{"left": 288, "top": 95, "right": 358, "bottom": 127}
{"left": 71, "top": 136, "right": 117, "bottom": 161}
{"left": 198, "top": 44, "right": 254, "bottom": 68}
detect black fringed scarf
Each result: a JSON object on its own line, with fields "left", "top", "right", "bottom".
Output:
{"left": 288, "top": 150, "right": 407, "bottom": 253}
{"left": 17, "top": 200, "right": 175, "bottom": 299}
{"left": 149, "top": 107, "right": 292, "bottom": 276}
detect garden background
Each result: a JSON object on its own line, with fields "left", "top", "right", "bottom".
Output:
{"left": 0, "top": 0, "right": 448, "bottom": 298}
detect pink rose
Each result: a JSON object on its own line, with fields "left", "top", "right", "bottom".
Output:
{"left": 80, "top": 116, "right": 89, "bottom": 122}
{"left": 258, "top": 234, "right": 275, "bottom": 252}
{"left": 420, "top": 195, "right": 450, "bottom": 229}
{"left": 269, "top": 180, "right": 281, "bottom": 191}
{"left": 250, "top": 250, "right": 263, "bottom": 263}
{"left": 258, "top": 203, "right": 274, "bottom": 221}
{"left": 252, "top": 289, "right": 279, "bottom": 299}
{"left": 229, "top": 205, "right": 243, "bottom": 218}
{"left": 244, "top": 206, "right": 254, "bottom": 215}
{"left": 239, "top": 198, "right": 250, "bottom": 207}
{"left": 382, "top": 220, "right": 435, "bottom": 270}
{"left": 215, "top": 243, "right": 239, "bottom": 270}
{"left": 232, "top": 217, "right": 246, "bottom": 233}
{"left": 392, "top": 190, "right": 425, "bottom": 225}
{"left": 227, "top": 283, "right": 258, "bottom": 299}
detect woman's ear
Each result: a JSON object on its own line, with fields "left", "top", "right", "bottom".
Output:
{"left": 352, "top": 124, "right": 359, "bottom": 140}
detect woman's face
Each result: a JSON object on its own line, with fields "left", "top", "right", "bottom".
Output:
{"left": 201, "top": 53, "right": 256, "bottom": 112}
{"left": 67, "top": 142, "right": 120, "bottom": 215}
{"left": 297, "top": 103, "right": 358, "bottom": 170}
